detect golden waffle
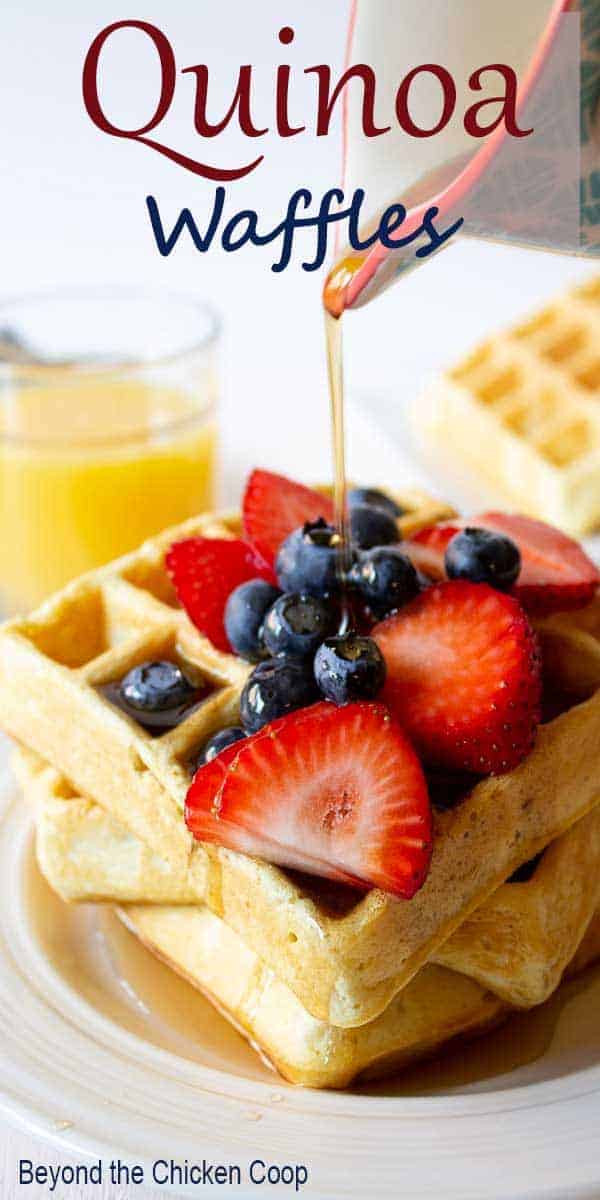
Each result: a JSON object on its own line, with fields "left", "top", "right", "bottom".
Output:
{"left": 20, "top": 755, "right": 203, "bottom": 907}
{"left": 114, "top": 903, "right": 600, "bottom": 1089}
{"left": 116, "top": 908, "right": 509, "bottom": 1089}
{"left": 2, "top": 500, "right": 600, "bottom": 1029}
{"left": 17, "top": 746, "right": 600, "bottom": 1013}
{"left": 416, "top": 275, "right": 600, "bottom": 535}
{"left": 536, "top": 589, "right": 600, "bottom": 698}
{"left": 18, "top": 750, "right": 600, "bottom": 1090}
{"left": 434, "top": 809, "right": 600, "bottom": 1007}
{"left": 567, "top": 910, "right": 600, "bottom": 980}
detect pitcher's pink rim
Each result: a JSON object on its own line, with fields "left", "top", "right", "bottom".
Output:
{"left": 335, "top": 0, "right": 572, "bottom": 314}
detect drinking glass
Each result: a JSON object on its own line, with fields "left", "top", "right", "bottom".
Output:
{"left": 0, "top": 288, "right": 220, "bottom": 611}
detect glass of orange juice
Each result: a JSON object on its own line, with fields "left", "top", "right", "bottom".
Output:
{"left": 0, "top": 288, "right": 219, "bottom": 612}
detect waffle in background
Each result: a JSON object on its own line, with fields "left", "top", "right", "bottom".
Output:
{"left": 415, "top": 276, "right": 600, "bottom": 536}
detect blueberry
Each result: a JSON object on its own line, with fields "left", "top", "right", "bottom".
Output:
{"left": 445, "top": 527, "right": 521, "bottom": 591}
{"left": 349, "top": 503, "right": 399, "bottom": 551}
{"left": 314, "top": 634, "right": 386, "bottom": 704}
{"left": 121, "top": 661, "right": 196, "bottom": 712}
{"left": 118, "top": 660, "right": 200, "bottom": 732}
{"left": 192, "top": 725, "right": 246, "bottom": 771}
{"left": 276, "top": 519, "right": 347, "bottom": 597}
{"left": 240, "top": 658, "right": 319, "bottom": 733}
{"left": 349, "top": 547, "right": 419, "bottom": 619}
{"left": 224, "top": 579, "right": 281, "bottom": 662}
{"left": 262, "top": 593, "right": 336, "bottom": 659}
{"left": 348, "top": 487, "right": 404, "bottom": 519}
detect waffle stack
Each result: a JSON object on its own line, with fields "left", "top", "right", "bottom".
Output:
{"left": 2, "top": 495, "right": 600, "bottom": 1087}
{"left": 416, "top": 276, "right": 600, "bottom": 537}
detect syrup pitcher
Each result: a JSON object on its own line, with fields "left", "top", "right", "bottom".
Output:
{"left": 324, "top": 0, "right": 599, "bottom": 315}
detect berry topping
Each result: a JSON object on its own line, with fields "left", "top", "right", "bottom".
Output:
{"left": 118, "top": 661, "right": 200, "bottom": 732}
{"left": 408, "top": 522, "right": 459, "bottom": 580}
{"left": 240, "top": 657, "right": 318, "bottom": 733}
{"left": 193, "top": 726, "right": 246, "bottom": 771}
{"left": 243, "top": 469, "right": 334, "bottom": 567}
{"left": 121, "top": 661, "right": 196, "bottom": 711}
{"left": 224, "top": 579, "right": 281, "bottom": 662}
{"left": 262, "top": 592, "right": 335, "bottom": 660}
{"left": 314, "top": 633, "right": 386, "bottom": 704}
{"left": 444, "top": 527, "right": 521, "bottom": 591}
{"left": 186, "top": 733, "right": 367, "bottom": 887}
{"left": 276, "top": 519, "right": 346, "bottom": 597}
{"left": 410, "top": 514, "right": 599, "bottom": 616}
{"left": 187, "top": 739, "right": 317, "bottom": 867}
{"left": 350, "top": 546, "right": 420, "bottom": 618}
{"left": 348, "top": 487, "right": 404, "bottom": 519}
{"left": 349, "top": 503, "right": 400, "bottom": 550}
{"left": 373, "top": 580, "right": 542, "bottom": 775}
{"left": 186, "top": 701, "right": 432, "bottom": 898}
{"left": 166, "top": 537, "right": 275, "bottom": 654}
{"left": 477, "top": 512, "right": 600, "bottom": 616}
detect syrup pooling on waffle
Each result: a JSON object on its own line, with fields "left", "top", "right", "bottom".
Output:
{"left": 3, "top": 479, "right": 600, "bottom": 1028}
{"left": 112, "top": 901, "right": 600, "bottom": 1089}
{"left": 115, "top": 906, "right": 509, "bottom": 1090}
{"left": 417, "top": 275, "right": 600, "bottom": 535}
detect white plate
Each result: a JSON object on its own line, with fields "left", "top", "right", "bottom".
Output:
{"left": 2, "top": 759, "right": 600, "bottom": 1200}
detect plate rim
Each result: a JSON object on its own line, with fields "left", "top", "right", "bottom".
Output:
{"left": 2, "top": 762, "right": 600, "bottom": 1199}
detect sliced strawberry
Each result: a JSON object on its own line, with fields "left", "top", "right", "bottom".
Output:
{"left": 409, "top": 513, "right": 599, "bottom": 617}
{"left": 407, "top": 522, "right": 459, "bottom": 580}
{"left": 188, "top": 701, "right": 432, "bottom": 899}
{"left": 189, "top": 810, "right": 367, "bottom": 888}
{"left": 243, "top": 469, "right": 334, "bottom": 567}
{"left": 166, "top": 537, "right": 275, "bottom": 653}
{"left": 186, "top": 736, "right": 366, "bottom": 888}
{"left": 477, "top": 512, "right": 599, "bottom": 616}
{"left": 373, "top": 581, "right": 541, "bottom": 776}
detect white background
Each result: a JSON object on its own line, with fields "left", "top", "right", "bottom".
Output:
{"left": 0, "top": 1, "right": 595, "bottom": 1195}
{"left": 2, "top": 0, "right": 593, "bottom": 494}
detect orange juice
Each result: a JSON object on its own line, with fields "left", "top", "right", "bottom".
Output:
{"left": 0, "top": 375, "right": 217, "bottom": 610}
